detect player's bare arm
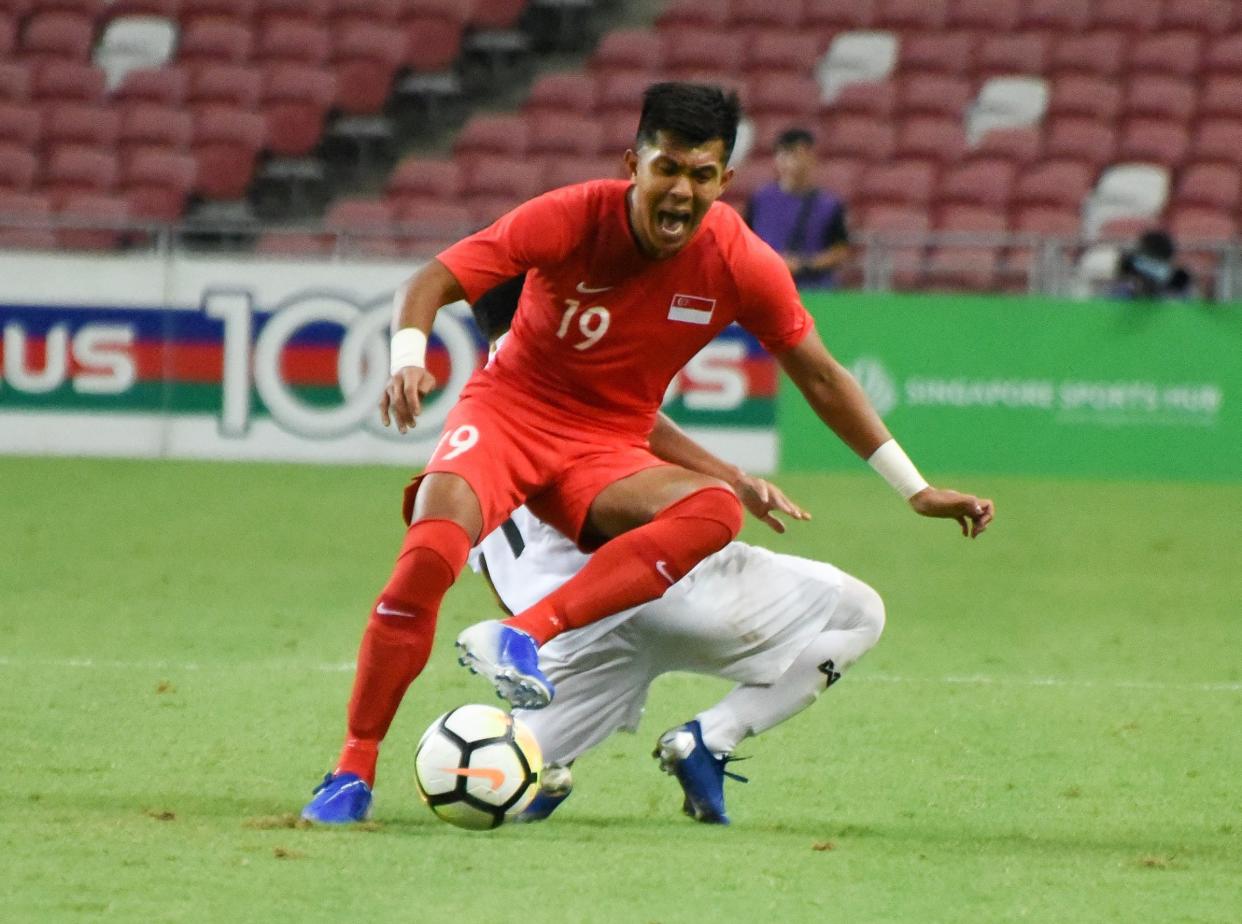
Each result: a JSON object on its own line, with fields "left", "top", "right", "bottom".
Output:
{"left": 380, "top": 259, "right": 467, "bottom": 433}
{"left": 777, "top": 330, "right": 994, "bottom": 538}
{"left": 647, "top": 413, "right": 809, "bottom": 533}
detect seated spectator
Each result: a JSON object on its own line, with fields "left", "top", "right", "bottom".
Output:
{"left": 1109, "top": 229, "right": 1195, "bottom": 301}
{"left": 745, "top": 127, "right": 850, "bottom": 290}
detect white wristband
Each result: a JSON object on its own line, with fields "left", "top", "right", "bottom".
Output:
{"left": 390, "top": 327, "right": 428, "bottom": 375}
{"left": 867, "top": 439, "right": 929, "bottom": 500}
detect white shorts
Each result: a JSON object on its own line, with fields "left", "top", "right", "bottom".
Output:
{"left": 515, "top": 543, "right": 852, "bottom": 764}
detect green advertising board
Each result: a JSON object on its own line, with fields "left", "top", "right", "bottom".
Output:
{"left": 780, "top": 294, "right": 1242, "bottom": 481}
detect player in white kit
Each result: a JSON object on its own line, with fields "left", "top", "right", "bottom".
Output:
{"left": 471, "top": 497, "right": 886, "bottom": 825}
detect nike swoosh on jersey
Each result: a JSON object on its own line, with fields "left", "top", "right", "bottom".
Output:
{"left": 376, "top": 601, "right": 418, "bottom": 618}
{"left": 440, "top": 766, "right": 506, "bottom": 790}
{"left": 655, "top": 560, "right": 676, "bottom": 585}
{"left": 576, "top": 281, "right": 614, "bottom": 294}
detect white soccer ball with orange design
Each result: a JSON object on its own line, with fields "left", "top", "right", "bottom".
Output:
{"left": 414, "top": 704, "right": 543, "bottom": 830}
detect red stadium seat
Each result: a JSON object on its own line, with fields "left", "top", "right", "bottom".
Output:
{"left": 971, "top": 126, "right": 1043, "bottom": 164}
{"left": 816, "top": 156, "right": 864, "bottom": 198}
{"left": 330, "top": 0, "right": 401, "bottom": 30}
{"left": 386, "top": 156, "right": 462, "bottom": 208}
{"left": 591, "top": 28, "right": 664, "bottom": 73}
{"left": 1117, "top": 119, "right": 1191, "bottom": 166}
{"left": 896, "top": 116, "right": 966, "bottom": 163}
{"left": 721, "top": 154, "right": 770, "bottom": 210}
{"left": 1125, "top": 76, "right": 1197, "bottom": 123}
{"left": 112, "top": 65, "right": 189, "bottom": 106}
{"left": 1199, "top": 75, "right": 1242, "bottom": 120}
{"left": 467, "top": 0, "right": 529, "bottom": 31}
{"left": 255, "top": 18, "right": 331, "bottom": 67}
{"left": 899, "top": 31, "right": 976, "bottom": 76}
{"left": 177, "top": 18, "right": 254, "bottom": 67}
{"left": 191, "top": 106, "right": 265, "bottom": 199}
{"left": 254, "top": 231, "right": 332, "bottom": 256}
{"left": 331, "top": 20, "right": 406, "bottom": 115}
{"left": 596, "top": 72, "right": 651, "bottom": 118}
{"left": 1049, "top": 31, "right": 1127, "bottom": 79}
{"left": 259, "top": 63, "right": 335, "bottom": 157}
{"left": 1169, "top": 206, "right": 1236, "bottom": 241}
{"left": 1012, "top": 205, "right": 1079, "bottom": 236}
{"left": 464, "top": 156, "right": 544, "bottom": 200}
{"left": 856, "top": 160, "right": 937, "bottom": 207}
{"left": 0, "top": 101, "right": 42, "bottom": 149}
{"left": 20, "top": 12, "right": 95, "bottom": 64}
{"left": 122, "top": 148, "right": 197, "bottom": 220}
{"left": 819, "top": 115, "right": 895, "bottom": 160}
{"left": 857, "top": 203, "right": 930, "bottom": 288}
{"left": 938, "top": 158, "right": 1018, "bottom": 210}
{"left": 524, "top": 73, "right": 596, "bottom": 116}
{"left": 0, "top": 61, "right": 31, "bottom": 102}
{"left": 1129, "top": 32, "right": 1204, "bottom": 80}
{"left": 802, "top": 0, "right": 874, "bottom": 32}
{"left": 1043, "top": 117, "right": 1117, "bottom": 167}
{"left": 109, "top": 0, "right": 183, "bottom": 15}
{"left": 927, "top": 205, "right": 1008, "bottom": 291}
{"left": 1091, "top": 0, "right": 1161, "bottom": 33}
{"left": 975, "top": 32, "right": 1051, "bottom": 80}
{"left": 823, "top": 81, "right": 897, "bottom": 120}
{"left": 118, "top": 102, "right": 193, "bottom": 159}
{"left": 664, "top": 30, "right": 748, "bottom": 81}
{"left": 323, "top": 197, "right": 396, "bottom": 251}
{"left": 1204, "top": 34, "right": 1242, "bottom": 75}
{"left": 656, "top": 0, "right": 731, "bottom": 32}
{"left": 402, "top": 12, "right": 466, "bottom": 73}
{"left": 1193, "top": 119, "right": 1242, "bottom": 162}
{"left": 1012, "top": 159, "right": 1094, "bottom": 209}
{"left": 1176, "top": 163, "right": 1241, "bottom": 211}
{"left": 179, "top": 0, "right": 256, "bottom": 26}
{"left": 0, "top": 190, "right": 57, "bottom": 249}
{"left": 0, "top": 142, "right": 38, "bottom": 191}
{"left": 541, "top": 154, "right": 625, "bottom": 191}
{"left": 1047, "top": 75, "right": 1123, "bottom": 122}
{"left": 44, "top": 144, "right": 120, "bottom": 206}
{"left": 1018, "top": 0, "right": 1090, "bottom": 32}
{"left": 454, "top": 113, "right": 531, "bottom": 160}
{"left": 877, "top": 0, "right": 947, "bottom": 31}
{"left": 188, "top": 63, "right": 262, "bottom": 111}
{"left": 1160, "top": 0, "right": 1235, "bottom": 34}
{"left": 946, "top": 0, "right": 1020, "bottom": 31}
{"left": 0, "top": 13, "right": 16, "bottom": 58}
{"left": 729, "top": 0, "right": 805, "bottom": 30}
{"left": 44, "top": 102, "right": 120, "bottom": 149}
{"left": 745, "top": 31, "right": 820, "bottom": 76}
{"left": 58, "top": 192, "right": 130, "bottom": 250}
{"left": 31, "top": 61, "right": 105, "bottom": 103}
{"left": 396, "top": 200, "right": 474, "bottom": 242}
{"left": 747, "top": 73, "right": 820, "bottom": 121}
{"left": 896, "top": 73, "right": 973, "bottom": 117}
{"left": 254, "top": 0, "right": 329, "bottom": 26}
{"left": 526, "top": 112, "right": 604, "bottom": 157}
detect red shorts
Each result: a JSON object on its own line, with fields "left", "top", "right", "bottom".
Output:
{"left": 403, "top": 377, "right": 668, "bottom": 547}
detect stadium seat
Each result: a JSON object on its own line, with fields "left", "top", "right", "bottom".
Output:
{"left": 31, "top": 61, "right": 105, "bottom": 103}
{"left": 330, "top": 20, "right": 406, "bottom": 115}
{"left": 255, "top": 18, "right": 331, "bottom": 66}
{"left": 541, "top": 154, "right": 625, "bottom": 191}
{"left": 1012, "top": 205, "right": 1080, "bottom": 237}
{"left": 466, "top": 0, "right": 528, "bottom": 31}
{"left": 524, "top": 72, "right": 596, "bottom": 116}
{"left": 109, "top": 0, "right": 181, "bottom": 15}
{"left": 856, "top": 160, "right": 937, "bottom": 207}
{"left": 58, "top": 192, "right": 130, "bottom": 250}
{"left": 1042, "top": 117, "right": 1117, "bottom": 168}
{"left": 179, "top": 0, "right": 256, "bottom": 26}
{"left": 1204, "top": 34, "right": 1242, "bottom": 76}
{"left": 0, "top": 13, "right": 15, "bottom": 58}
{"left": 0, "top": 101, "right": 42, "bottom": 149}
{"left": 1192, "top": 119, "right": 1242, "bottom": 162}
{"left": 896, "top": 116, "right": 966, "bottom": 163}
{"left": 454, "top": 113, "right": 531, "bottom": 160}
{"left": 664, "top": 30, "right": 748, "bottom": 82}
{"left": 464, "top": 157, "right": 544, "bottom": 201}
{"left": 877, "top": 0, "right": 947, "bottom": 32}
{"left": 177, "top": 18, "right": 254, "bottom": 67}
{"left": 254, "top": 0, "right": 329, "bottom": 27}
{"left": 1083, "top": 163, "right": 1170, "bottom": 238}
{"left": 111, "top": 65, "right": 189, "bottom": 105}
{"left": 896, "top": 73, "right": 973, "bottom": 117}
{"left": 967, "top": 77, "right": 1049, "bottom": 145}
{"left": 1117, "top": 119, "right": 1191, "bottom": 166}
{"left": 591, "top": 28, "right": 664, "bottom": 74}
{"left": 802, "top": 0, "right": 874, "bottom": 32}
{"left": 970, "top": 126, "right": 1042, "bottom": 164}
{"left": 745, "top": 32, "right": 821, "bottom": 76}
{"left": 1169, "top": 206, "right": 1236, "bottom": 241}
{"left": 330, "top": 0, "right": 401, "bottom": 30}
{"left": 526, "top": 112, "right": 604, "bottom": 157}
{"left": 656, "top": 0, "right": 731, "bottom": 32}
{"left": 817, "top": 30, "right": 899, "bottom": 101}
{"left": 44, "top": 102, "right": 121, "bottom": 149}
{"left": 0, "top": 190, "right": 57, "bottom": 249}
{"left": 1124, "top": 76, "right": 1197, "bottom": 122}
{"left": 1159, "top": 0, "right": 1236, "bottom": 34}
{"left": 1091, "top": 0, "right": 1161, "bottom": 33}
{"left": 44, "top": 144, "right": 120, "bottom": 206}
{"left": 1049, "top": 31, "right": 1127, "bottom": 80}
{"left": 323, "top": 196, "right": 399, "bottom": 257}
{"left": 1175, "top": 163, "right": 1241, "bottom": 211}
{"left": 1012, "top": 159, "right": 1094, "bottom": 210}
{"left": 1198, "top": 75, "right": 1242, "bottom": 120}
{"left": 898, "top": 31, "right": 976, "bottom": 76}
{"left": 1047, "top": 75, "right": 1123, "bottom": 122}
{"left": 0, "top": 142, "right": 38, "bottom": 191}
{"left": 823, "top": 81, "right": 897, "bottom": 120}
{"left": 596, "top": 72, "right": 651, "bottom": 118}
{"left": 118, "top": 103, "right": 193, "bottom": 158}
{"left": 402, "top": 9, "right": 466, "bottom": 73}
{"left": 121, "top": 148, "right": 197, "bottom": 220}
{"left": 974, "top": 33, "right": 1051, "bottom": 81}
{"left": 191, "top": 106, "right": 265, "bottom": 199}
{"left": 816, "top": 156, "right": 864, "bottom": 199}
{"left": 396, "top": 199, "right": 474, "bottom": 245}
{"left": 729, "top": 0, "right": 805, "bottom": 30}
{"left": 93, "top": 15, "right": 178, "bottom": 91}
{"left": 0, "top": 61, "right": 30, "bottom": 102}
{"left": 747, "top": 74, "right": 820, "bottom": 121}
{"left": 927, "top": 205, "right": 1008, "bottom": 291}
{"left": 260, "top": 64, "right": 335, "bottom": 157}
{"left": 857, "top": 203, "right": 930, "bottom": 289}
{"left": 938, "top": 158, "right": 1017, "bottom": 210}
{"left": 819, "top": 114, "right": 896, "bottom": 160}
{"left": 721, "top": 153, "right": 770, "bottom": 210}
{"left": 385, "top": 156, "right": 461, "bottom": 208}
{"left": 1018, "top": 0, "right": 1090, "bottom": 32}
{"left": 946, "top": 0, "right": 1020, "bottom": 31}
{"left": 1129, "top": 32, "right": 1204, "bottom": 80}
{"left": 20, "top": 11, "right": 96, "bottom": 65}
{"left": 188, "top": 63, "right": 263, "bottom": 112}
{"left": 254, "top": 230, "right": 332, "bottom": 256}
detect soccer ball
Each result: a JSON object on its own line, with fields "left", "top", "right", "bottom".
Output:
{"left": 414, "top": 704, "right": 542, "bottom": 830}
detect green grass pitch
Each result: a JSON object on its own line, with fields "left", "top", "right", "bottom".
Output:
{"left": 2, "top": 457, "right": 1240, "bottom": 923}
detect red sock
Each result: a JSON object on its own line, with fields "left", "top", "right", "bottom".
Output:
{"left": 504, "top": 486, "right": 743, "bottom": 645}
{"left": 335, "top": 518, "right": 470, "bottom": 786}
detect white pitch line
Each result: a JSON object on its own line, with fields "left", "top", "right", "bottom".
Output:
{"left": 0, "top": 656, "right": 1239, "bottom": 692}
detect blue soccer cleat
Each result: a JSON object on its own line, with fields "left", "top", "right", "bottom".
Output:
{"left": 455, "top": 620, "right": 555, "bottom": 709}
{"left": 300, "top": 772, "right": 372, "bottom": 824}
{"left": 512, "top": 764, "right": 574, "bottom": 824}
{"left": 653, "top": 720, "right": 748, "bottom": 825}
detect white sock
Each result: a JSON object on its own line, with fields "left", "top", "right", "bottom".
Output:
{"left": 697, "top": 575, "right": 885, "bottom": 755}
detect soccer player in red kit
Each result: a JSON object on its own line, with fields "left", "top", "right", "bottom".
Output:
{"left": 302, "top": 83, "right": 994, "bottom": 823}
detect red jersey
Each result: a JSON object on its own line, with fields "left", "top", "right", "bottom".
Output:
{"left": 437, "top": 179, "right": 814, "bottom": 435}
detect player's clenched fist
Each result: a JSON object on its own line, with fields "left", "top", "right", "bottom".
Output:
{"left": 379, "top": 366, "right": 437, "bottom": 433}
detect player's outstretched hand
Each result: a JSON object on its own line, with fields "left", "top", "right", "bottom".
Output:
{"left": 734, "top": 475, "right": 811, "bottom": 534}
{"left": 909, "top": 487, "right": 994, "bottom": 538}
{"left": 379, "top": 366, "right": 437, "bottom": 433}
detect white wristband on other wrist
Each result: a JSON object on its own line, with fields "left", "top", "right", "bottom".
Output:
{"left": 867, "top": 439, "right": 929, "bottom": 500}
{"left": 390, "top": 327, "right": 428, "bottom": 375}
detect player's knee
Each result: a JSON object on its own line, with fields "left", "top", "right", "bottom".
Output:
{"left": 854, "top": 582, "right": 886, "bottom": 648}
{"left": 662, "top": 485, "right": 744, "bottom": 545}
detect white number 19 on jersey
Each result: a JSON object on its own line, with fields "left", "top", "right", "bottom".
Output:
{"left": 556, "top": 299, "right": 611, "bottom": 351}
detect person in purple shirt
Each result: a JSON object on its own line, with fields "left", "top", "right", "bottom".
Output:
{"left": 745, "top": 127, "right": 850, "bottom": 290}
